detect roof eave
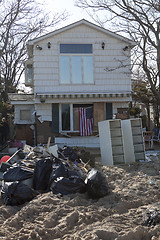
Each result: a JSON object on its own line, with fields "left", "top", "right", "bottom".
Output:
{"left": 27, "top": 19, "right": 136, "bottom": 46}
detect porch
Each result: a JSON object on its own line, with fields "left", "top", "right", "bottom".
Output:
{"left": 55, "top": 136, "right": 100, "bottom": 148}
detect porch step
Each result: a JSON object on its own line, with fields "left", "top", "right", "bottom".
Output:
{"left": 55, "top": 136, "right": 100, "bottom": 148}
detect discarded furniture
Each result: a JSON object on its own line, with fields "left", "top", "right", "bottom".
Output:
{"left": 143, "top": 131, "right": 154, "bottom": 149}
{"left": 152, "top": 128, "right": 160, "bottom": 144}
{"left": 98, "top": 119, "right": 125, "bottom": 165}
{"left": 98, "top": 118, "right": 145, "bottom": 166}
{"left": 122, "top": 118, "right": 145, "bottom": 163}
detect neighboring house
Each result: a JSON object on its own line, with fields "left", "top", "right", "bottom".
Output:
{"left": 9, "top": 19, "right": 135, "bottom": 147}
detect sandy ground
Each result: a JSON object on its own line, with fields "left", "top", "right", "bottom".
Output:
{"left": 1, "top": 151, "right": 160, "bottom": 239}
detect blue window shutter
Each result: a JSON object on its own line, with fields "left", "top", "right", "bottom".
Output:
{"left": 106, "top": 103, "right": 113, "bottom": 120}
{"left": 52, "top": 103, "right": 59, "bottom": 133}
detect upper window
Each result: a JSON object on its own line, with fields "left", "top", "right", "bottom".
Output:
{"left": 60, "top": 44, "right": 94, "bottom": 84}
{"left": 60, "top": 44, "right": 92, "bottom": 54}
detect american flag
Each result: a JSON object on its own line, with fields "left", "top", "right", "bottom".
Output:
{"left": 79, "top": 107, "right": 93, "bottom": 136}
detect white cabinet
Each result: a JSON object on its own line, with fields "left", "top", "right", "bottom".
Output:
{"left": 98, "top": 119, "right": 125, "bottom": 165}
{"left": 122, "top": 118, "right": 145, "bottom": 163}
{"left": 98, "top": 118, "right": 145, "bottom": 166}
{"left": 130, "top": 118, "right": 145, "bottom": 161}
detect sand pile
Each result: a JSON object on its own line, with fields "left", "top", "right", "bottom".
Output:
{"left": 0, "top": 154, "right": 160, "bottom": 240}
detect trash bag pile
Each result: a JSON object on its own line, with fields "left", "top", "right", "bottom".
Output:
{"left": 58, "top": 146, "right": 95, "bottom": 167}
{"left": 143, "top": 209, "right": 160, "bottom": 227}
{"left": 0, "top": 145, "right": 110, "bottom": 206}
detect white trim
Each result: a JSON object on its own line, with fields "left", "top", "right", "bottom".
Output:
{"left": 10, "top": 101, "right": 34, "bottom": 105}
{"left": 55, "top": 136, "right": 100, "bottom": 148}
{"left": 37, "top": 92, "right": 131, "bottom": 100}
{"left": 15, "top": 105, "right": 35, "bottom": 125}
{"left": 70, "top": 104, "right": 73, "bottom": 132}
{"left": 59, "top": 104, "right": 62, "bottom": 132}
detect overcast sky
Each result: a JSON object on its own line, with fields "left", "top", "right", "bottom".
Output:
{"left": 43, "top": 0, "right": 94, "bottom": 27}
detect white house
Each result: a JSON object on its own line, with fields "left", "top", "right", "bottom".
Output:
{"left": 9, "top": 19, "right": 135, "bottom": 146}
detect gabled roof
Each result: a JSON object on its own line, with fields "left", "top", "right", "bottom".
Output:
{"left": 27, "top": 19, "right": 135, "bottom": 46}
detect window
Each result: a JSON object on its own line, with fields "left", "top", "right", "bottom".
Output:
{"left": 20, "top": 110, "right": 31, "bottom": 121}
{"left": 72, "top": 56, "right": 82, "bottom": 84}
{"left": 60, "top": 57, "right": 70, "bottom": 84}
{"left": 106, "top": 103, "right": 113, "bottom": 120}
{"left": 62, "top": 104, "right": 70, "bottom": 131}
{"left": 25, "top": 64, "right": 33, "bottom": 86}
{"left": 60, "top": 44, "right": 93, "bottom": 84}
{"left": 73, "top": 105, "right": 80, "bottom": 131}
{"left": 60, "top": 44, "right": 92, "bottom": 53}
{"left": 60, "top": 103, "right": 93, "bottom": 133}
{"left": 83, "top": 56, "right": 93, "bottom": 84}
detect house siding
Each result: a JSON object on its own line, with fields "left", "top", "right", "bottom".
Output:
{"left": 33, "top": 24, "right": 131, "bottom": 95}
{"left": 35, "top": 104, "right": 52, "bottom": 122}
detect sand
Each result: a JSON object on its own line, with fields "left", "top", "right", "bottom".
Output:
{"left": 0, "top": 153, "right": 160, "bottom": 240}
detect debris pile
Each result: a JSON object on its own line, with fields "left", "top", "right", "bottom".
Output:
{"left": 143, "top": 208, "right": 160, "bottom": 227}
{"left": 0, "top": 145, "right": 110, "bottom": 206}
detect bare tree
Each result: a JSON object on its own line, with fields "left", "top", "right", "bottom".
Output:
{"left": 0, "top": 0, "right": 68, "bottom": 102}
{"left": 75, "top": 0, "right": 160, "bottom": 105}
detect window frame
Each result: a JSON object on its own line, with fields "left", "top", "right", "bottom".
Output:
{"left": 59, "top": 103, "right": 93, "bottom": 133}
{"left": 25, "top": 58, "right": 33, "bottom": 86}
{"left": 17, "top": 106, "right": 35, "bottom": 125}
{"left": 59, "top": 43, "right": 94, "bottom": 85}
{"left": 20, "top": 109, "right": 31, "bottom": 121}
{"left": 59, "top": 104, "right": 73, "bottom": 132}
{"left": 60, "top": 44, "right": 93, "bottom": 54}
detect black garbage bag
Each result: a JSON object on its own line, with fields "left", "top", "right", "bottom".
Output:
{"left": 49, "top": 162, "right": 83, "bottom": 188}
{"left": 143, "top": 209, "right": 160, "bottom": 227}
{"left": 0, "top": 162, "right": 12, "bottom": 173}
{"left": 59, "top": 146, "right": 79, "bottom": 162}
{"left": 33, "top": 157, "right": 53, "bottom": 191}
{"left": 3, "top": 166, "right": 33, "bottom": 182}
{"left": 50, "top": 162, "right": 68, "bottom": 183}
{"left": 67, "top": 169, "right": 82, "bottom": 178}
{"left": 78, "top": 149, "right": 95, "bottom": 167}
{"left": 85, "top": 168, "right": 110, "bottom": 199}
{"left": 51, "top": 176, "right": 86, "bottom": 196}
{"left": 1, "top": 181, "right": 35, "bottom": 206}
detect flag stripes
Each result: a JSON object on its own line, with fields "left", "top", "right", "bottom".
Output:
{"left": 79, "top": 107, "right": 93, "bottom": 136}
